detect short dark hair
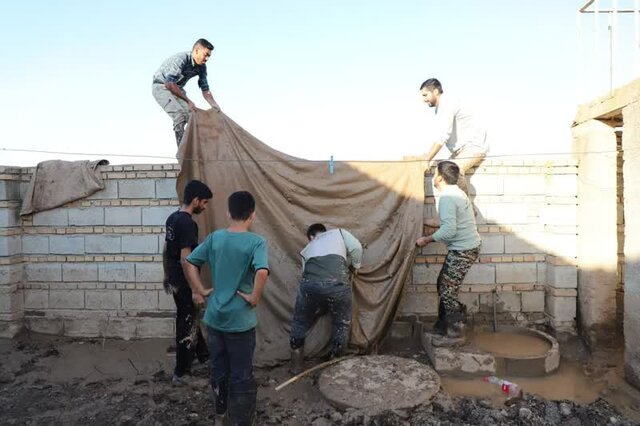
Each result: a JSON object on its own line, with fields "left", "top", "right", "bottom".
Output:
{"left": 228, "top": 191, "right": 255, "bottom": 221}
{"left": 420, "top": 78, "right": 443, "bottom": 93}
{"left": 183, "top": 180, "right": 213, "bottom": 204}
{"left": 306, "top": 223, "right": 327, "bottom": 240}
{"left": 193, "top": 38, "right": 214, "bottom": 51}
{"left": 437, "top": 161, "right": 460, "bottom": 185}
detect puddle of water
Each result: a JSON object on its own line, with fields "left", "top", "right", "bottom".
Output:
{"left": 469, "top": 330, "right": 551, "bottom": 358}
{"left": 441, "top": 358, "right": 606, "bottom": 404}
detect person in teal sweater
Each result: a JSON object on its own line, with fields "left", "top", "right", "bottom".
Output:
{"left": 184, "top": 191, "right": 269, "bottom": 426}
{"left": 416, "top": 160, "right": 481, "bottom": 338}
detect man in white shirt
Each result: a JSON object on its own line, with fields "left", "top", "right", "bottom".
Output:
{"left": 420, "top": 78, "right": 488, "bottom": 194}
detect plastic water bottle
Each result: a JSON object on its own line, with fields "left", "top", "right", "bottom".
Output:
{"left": 483, "top": 376, "right": 522, "bottom": 397}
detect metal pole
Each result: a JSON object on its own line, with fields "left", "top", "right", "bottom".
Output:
{"left": 636, "top": 0, "right": 640, "bottom": 76}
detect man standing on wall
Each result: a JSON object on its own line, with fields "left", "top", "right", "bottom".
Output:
{"left": 152, "top": 38, "right": 220, "bottom": 146}
{"left": 420, "top": 78, "right": 488, "bottom": 194}
{"left": 162, "top": 180, "right": 213, "bottom": 385}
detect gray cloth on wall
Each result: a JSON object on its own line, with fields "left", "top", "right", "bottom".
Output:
{"left": 20, "top": 159, "right": 109, "bottom": 216}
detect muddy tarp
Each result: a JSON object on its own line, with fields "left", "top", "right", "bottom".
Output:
{"left": 177, "top": 109, "right": 426, "bottom": 365}
{"left": 20, "top": 159, "right": 109, "bottom": 216}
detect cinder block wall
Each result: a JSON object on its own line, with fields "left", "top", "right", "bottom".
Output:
{"left": 0, "top": 160, "right": 578, "bottom": 339}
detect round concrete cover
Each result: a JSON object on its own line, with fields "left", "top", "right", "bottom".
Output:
{"left": 318, "top": 355, "right": 440, "bottom": 410}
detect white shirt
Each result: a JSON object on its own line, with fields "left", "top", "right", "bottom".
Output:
{"left": 434, "top": 93, "right": 488, "bottom": 154}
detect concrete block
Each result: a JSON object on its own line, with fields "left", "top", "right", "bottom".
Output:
{"left": 522, "top": 291, "right": 545, "bottom": 312}
{"left": 68, "top": 207, "right": 105, "bottom": 226}
{"left": 479, "top": 234, "right": 504, "bottom": 254}
{"left": 49, "top": 235, "right": 85, "bottom": 255}
{"left": 546, "top": 174, "right": 577, "bottom": 197}
{"left": 98, "top": 263, "right": 135, "bottom": 282}
{"left": 459, "top": 292, "right": 480, "bottom": 313}
{"left": 142, "top": 206, "right": 177, "bottom": 226}
{"left": 546, "top": 264, "right": 578, "bottom": 289}
{"left": 504, "top": 235, "right": 540, "bottom": 254}
{"left": 122, "top": 235, "right": 159, "bottom": 254}
{"left": 485, "top": 203, "right": 535, "bottom": 225}
{"left": 64, "top": 317, "right": 102, "bottom": 337}
{"left": 118, "top": 179, "right": 156, "bottom": 199}
{"left": 22, "top": 235, "right": 49, "bottom": 254}
{"left": 24, "top": 317, "right": 64, "bottom": 335}
{"left": 24, "top": 290, "right": 48, "bottom": 309}
{"left": 0, "top": 264, "right": 22, "bottom": 285}
{"left": 421, "top": 241, "right": 447, "bottom": 255}
{"left": 0, "top": 208, "right": 20, "bottom": 227}
{"left": 0, "top": 290, "right": 23, "bottom": 314}
{"left": 85, "top": 235, "right": 121, "bottom": 254}
{"left": 0, "top": 180, "right": 21, "bottom": 201}
{"left": 49, "top": 290, "right": 84, "bottom": 309}
{"left": 136, "top": 317, "right": 174, "bottom": 338}
{"left": 544, "top": 204, "right": 577, "bottom": 226}
{"left": 85, "top": 290, "right": 121, "bottom": 310}
{"left": 105, "top": 207, "right": 142, "bottom": 226}
{"left": 32, "top": 208, "right": 68, "bottom": 226}
{"left": 122, "top": 291, "right": 158, "bottom": 310}
{"left": 496, "top": 263, "right": 537, "bottom": 284}
{"left": 87, "top": 180, "right": 118, "bottom": 199}
{"left": 468, "top": 175, "right": 503, "bottom": 196}
{"left": 26, "top": 263, "right": 62, "bottom": 282}
{"left": 0, "top": 235, "right": 22, "bottom": 256}
{"left": 480, "top": 292, "right": 521, "bottom": 312}
{"left": 158, "top": 291, "right": 175, "bottom": 310}
{"left": 412, "top": 264, "right": 440, "bottom": 285}
{"left": 0, "top": 319, "right": 23, "bottom": 338}
{"left": 546, "top": 293, "right": 576, "bottom": 322}
{"left": 465, "top": 264, "right": 495, "bottom": 285}
{"left": 503, "top": 175, "right": 545, "bottom": 195}
{"left": 63, "top": 264, "right": 98, "bottom": 282}
{"left": 422, "top": 332, "right": 496, "bottom": 376}
{"left": 135, "top": 262, "right": 164, "bottom": 282}
{"left": 398, "top": 291, "right": 437, "bottom": 315}
{"left": 545, "top": 234, "right": 577, "bottom": 258}
{"left": 156, "top": 178, "right": 178, "bottom": 199}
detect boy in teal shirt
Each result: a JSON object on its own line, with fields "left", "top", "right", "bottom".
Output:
{"left": 184, "top": 191, "right": 269, "bottom": 426}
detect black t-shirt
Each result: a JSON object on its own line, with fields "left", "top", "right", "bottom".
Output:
{"left": 165, "top": 210, "right": 198, "bottom": 287}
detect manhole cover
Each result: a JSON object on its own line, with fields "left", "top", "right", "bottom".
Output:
{"left": 318, "top": 355, "right": 440, "bottom": 410}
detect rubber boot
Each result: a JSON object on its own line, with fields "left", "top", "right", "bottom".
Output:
{"left": 228, "top": 379, "right": 257, "bottom": 426}
{"left": 214, "top": 377, "right": 229, "bottom": 424}
{"left": 290, "top": 348, "right": 304, "bottom": 375}
{"left": 445, "top": 305, "right": 468, "bottom": 339}
{"left": 433, "top": 300, "right": 447, "bottom": 335}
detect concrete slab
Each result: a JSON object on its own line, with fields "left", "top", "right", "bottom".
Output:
{"left": 318, "top": 355, "right": 440, "bottom": 411}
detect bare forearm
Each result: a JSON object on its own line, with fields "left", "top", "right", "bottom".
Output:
{"left": 425, "top": 142, "right": 444, "bottom": 162}
{"left": 165, "top": 82, "right": 192, "bottom": 104}
{"left": 183, "top": 262, "right": 207, "bottom": 295}
{"left": 425, "top": 217, "right": 440, "bottom": 228}
{"left": 202, "top": 91, "right": 218, "bottom": 109}
{"left": 251, "top": 270, "right": 269, "bottom": 303}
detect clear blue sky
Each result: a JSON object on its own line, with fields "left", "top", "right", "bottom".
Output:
{"left": 1, "top": 1, "right": 625, "bottom": 165}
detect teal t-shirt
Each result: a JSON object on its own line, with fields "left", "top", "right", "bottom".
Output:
{"left": 187, "top": 229, "right": 269, "bottom": 332}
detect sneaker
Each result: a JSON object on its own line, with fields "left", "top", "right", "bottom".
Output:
{"left": 171, "top": 373, "right": 191, "bottom": 386}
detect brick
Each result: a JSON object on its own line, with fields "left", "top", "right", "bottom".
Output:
{"left": 0, "top": 264, "right": 22, "bottom": 285}
{"left": 479, "top": 234, "right": 504, "bottom": 254}
{"left": 136, "top": 317, "right": 174, "bottom": 338}
{"left": 85, "top": 235, "right": 121, "bottom": 254}
{"left": 24, "top": 290, "right": 48, "bottom": 309}
{"left": 122, "top": 291, "right": 158, "bottom": 310}
{"left": 85, "top": 290, "right": 121, "bottom": 310}
{"left": 522, "top": 291, "right": 545, "bottom": 312}
{"left": 68, "top": 207, "right": 105, "bottom": 226}
{"left": 0, "top": 235, "right": 21, "bottom": 256}
{"left": 158, "top": 291, "right": 175, "bottom": 310}
{"left": 26, "top": 263, "right": 62, "bottom": 282}
{"left": 122, "top": 235, "right": 159, "bottom": 254}
{"left": 49, "top": 235, "right": 85, "bottom": 255}
{"left": 49, "top": 290, "right": 84, "bottom": 309}
{"left": 118, "top": 179, "right": 156, "bottom": 199}
{"left": 105, "top": 207, "right": 142, "bottom": 226}
{"left": 98, "top": 263, "right": 135, "bottom": 282}
{"left": 0, "top": 180, "right": 21, "bottom": 201}
{"left": 503, "top": 175, "right": 545, "bottom": 195}
{"left": 480, "top": 292, "right": 521, "bottom": 312}
{"left": 63, "top": 264, "right": 98, "bottom": 282}
{"left": 546, "top": 264, "right": 578, "bottom": 289}
{"left": 135, "top": 262, "right": 164, "bottom": 282}
{"left": 0, "top": 208, "right": 20, "bottom": 227}
{"left": 87, "top": 180, "right": 118, "bottom": 199}
{"left": 156, "top": 178, "right": 178, "bottom": 199}
{"left": 32, "top": 208, "right": 68, "bottom": 226}
{"left": 22, "top": 235, "right": 49, "bottom": 254}
{"left": 142, "top": 206, "right": 176, "bottom": 226}
{"left": 397, "top": 292, "right": 437, "bottom": 315}
{"left": 546, "top": 293, "right": 576, "bottom": 322}
{"left": 496, "top": 263, "right": 537, "bottom": 283}
{"left": 504, "top": 235, "right": 540, "bottom": 254}
{"left": 412, "top": 264, "right": 440, "bottom": 285}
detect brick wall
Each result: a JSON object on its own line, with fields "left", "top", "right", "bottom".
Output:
{"left": 0, "top": 160, "right": 578, "bottom": 339}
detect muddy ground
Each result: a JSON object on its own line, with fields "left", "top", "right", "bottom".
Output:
{"left": 1, "top": 332, "right": 640, "bottom": 425}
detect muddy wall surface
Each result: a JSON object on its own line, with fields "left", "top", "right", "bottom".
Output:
{"left": 0, "top": 159, "right": 578, "bottom": 339}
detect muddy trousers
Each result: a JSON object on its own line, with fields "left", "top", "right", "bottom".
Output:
{"left": 450, "top": 144, "right": 487, "bottom": 195}
{"left": 173, "top": 286, "right": 208, "bottom": 377}
{"left": 436, "top": 246, "right": 481, "bottom": 329}
{"left": 207, "top": 326, "right": 257, "bottom": 426}
{"left": 289, "top": 281, "right": 352, "bottom": 357}
{"left": 152, "top": 83, "right": 191, "bottom": 146}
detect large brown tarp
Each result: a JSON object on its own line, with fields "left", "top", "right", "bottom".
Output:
{"left": 177, "top": 109, "right": 426, "bottom": 365}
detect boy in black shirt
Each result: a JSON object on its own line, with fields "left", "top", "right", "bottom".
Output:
{"left": 163, "top": 180, "right": 213, "bottom": 384}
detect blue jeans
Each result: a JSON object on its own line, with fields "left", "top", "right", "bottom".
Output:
{"left": 290, "top": 280, "right": 352, "bottom": 356}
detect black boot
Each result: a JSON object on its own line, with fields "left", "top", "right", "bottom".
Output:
{"left": 433, "top": 300, "right": 447, "bottom": 335}
{"left": 214, "top": 377, "right": 229, "bottom": 424}
{"left": 228, "top": 378, "right": 257, "bottom": 426}
{"left": 445, "top": 305, "right": 468, "bottom": 339}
